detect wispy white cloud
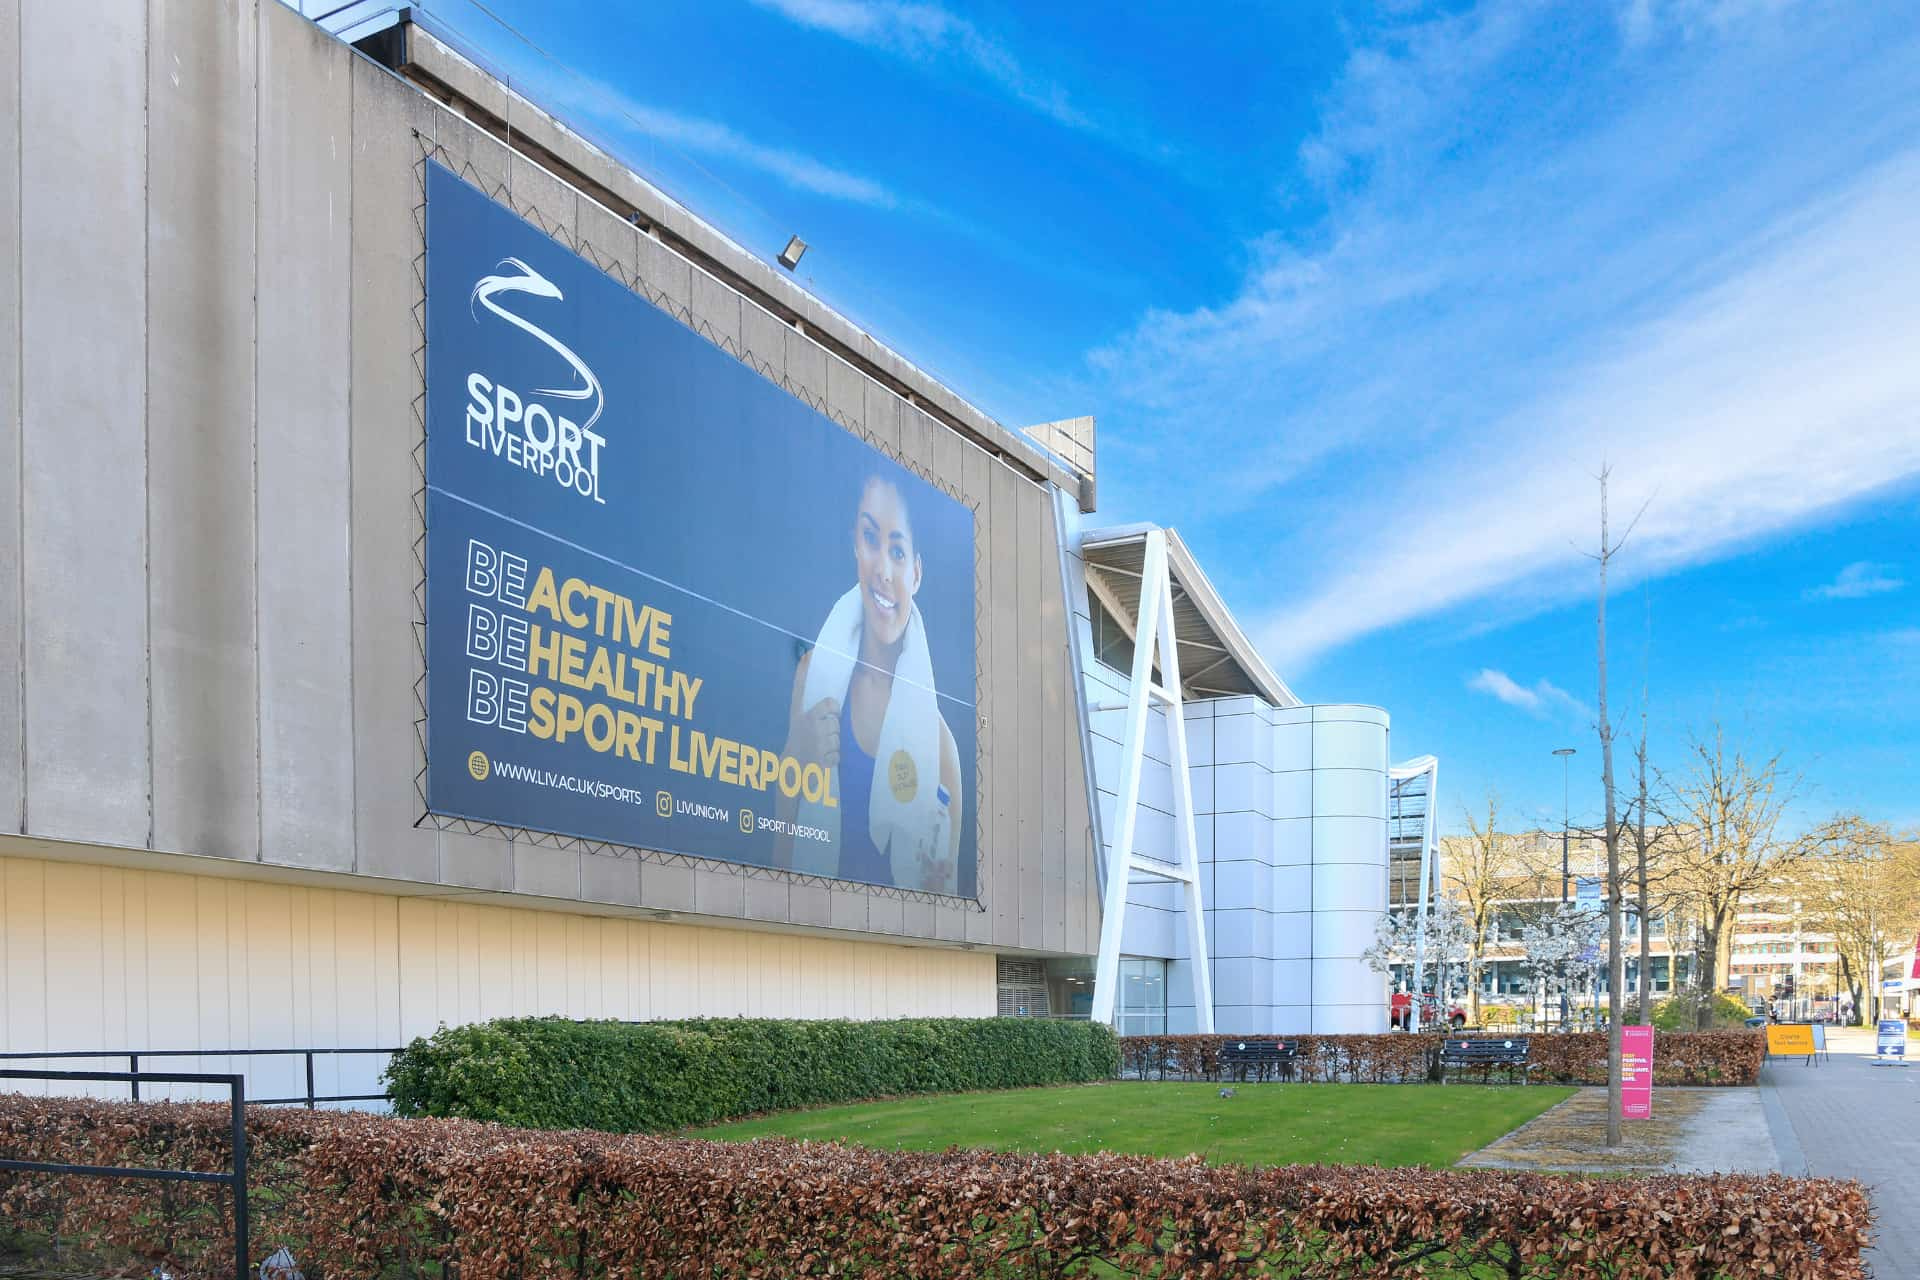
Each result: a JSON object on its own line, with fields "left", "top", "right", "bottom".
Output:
{"left": 1805, "top": 561, "right": 1904, "bottom": 600}
{"left": 548, "top": 76, "right": 896, "bottom": 208}
{"left": 751, "top": 0, "right": 1089, "bottom": 130}
{"left": 1085, "top": 5, "right": 1920, "bottom": 675}
{"left": 1248, "top": 149, "right": 1920, "bottom": 670}
{"left": 1468, "top": 669, "right": 1591, "bottom": 722}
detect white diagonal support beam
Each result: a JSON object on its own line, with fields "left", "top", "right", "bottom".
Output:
{"left": 1391, "top": 755, "right": 1441, "bottom": 1032}
{"left": 1091, "top": 530, "right": 1213, "bottom": 1032}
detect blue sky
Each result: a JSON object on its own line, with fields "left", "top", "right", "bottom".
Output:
{"left": 383, "top": 0, "right": 1920, "bottom": 835}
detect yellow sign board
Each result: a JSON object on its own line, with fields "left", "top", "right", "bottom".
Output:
{"left": 1766, "top": 1024, "right": 1815, "bottom": 1056}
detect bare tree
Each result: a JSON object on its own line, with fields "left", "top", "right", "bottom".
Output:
{"left": 1666, "top": 725, "right": 1842, "bottom": 1024}
{"left": 1797, "top": 822, "right": 1920, "bottom": 1024}
{"left": 1633, "top": 725, "right": 1653, "bottom": 1018}
{"left": 1585, "top": 466, "right": 1644, "bottom": 1147}
{"left": 1624, "top": 731, "right": 1691, "bottom": 1020}
{"left": 1452, "top": 791, "right": 1528, "bottom": 1024}
{"left": 1632, "top": 588, "right": 1655, "bottom": 1022}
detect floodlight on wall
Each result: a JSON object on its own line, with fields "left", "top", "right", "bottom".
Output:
{"left": 778, "top": 235, "right": 807, "bottom": 270}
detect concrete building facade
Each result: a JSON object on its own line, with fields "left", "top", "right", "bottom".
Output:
{"left": 0, "top": 2, "right": 1403, "bottom": 1095}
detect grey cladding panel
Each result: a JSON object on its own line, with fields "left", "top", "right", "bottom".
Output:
{"left": 636, "top": 233, "right": 692, "bottom": 320}
{"left": 1038, "top": 490, "right": 1066, "bottom": 954}
{"left": 987, "top": 463, "right": 1020, "bottom": 947}
{"left": 743, "top": 875, "right": 789, "bottom": 922}
{"left": 147, "top": 0, "right": 261, "bottom": 861}
{"left": 574, "top": 194, "right": 641, "bottom": 292}
{"left": 784, "top": 327, "right": 828, "bottom": 411}
{"left": 440, "top": 830, "right": 511, "bottom": 892}
{"left": 256, "top": 0, "right": 355, "bottom": 869}
{"left": 862, "top": 377, "right": 899, "bottom": 457}
{"left": 508, "top": 152, "right": 576, "bottom": 243}
{"left": 901, "top": 897, "right": 935, "bottom": 939}
{"left": 825, "top": 355, "right": 861, "bottom": 430}
{"left": 581, "top": 849, "right": 642, "bottom": 907}
{"left": 642, "top": 860, "right": 697, "bottom": 913}
{"left": 347, "top": 57, "right": 436, "bottom": 882}
{"left": 867, "top": 892, "right": 904, "bottom": 937}
{"left": 19, "top": 0, "right": 150, "bottom": 845}
{"left": 739, "top": 302, "right": 788, "bottom": 380}
{"left": 0, "top": 0, "right": 22, "bottom": 829}
{"left": 898, "top": 405, "right": 932, "bottom": 479}
{"left": 931, "top": 415, "right": 963, "bottom": 500}
{"left": 789, "top": 881, "right": 832, "bottom": 927}
{"left": 960, "top": 444, "right": 995, "bottom": 945}
{"left": 689, "top": 270, "right": 742, "bottom": 356}
{"left": 1015, "top": 481, "right": 1045, "bottom": 949}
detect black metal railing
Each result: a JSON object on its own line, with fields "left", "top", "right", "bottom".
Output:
{"left": 0, "top": 1046, "right": 402, "bottom": 1108}
{"left": 0, "top": 1068, "right": 250, "bottom": 1280}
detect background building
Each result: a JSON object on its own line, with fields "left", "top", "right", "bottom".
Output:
{"left": 0, "top": 3, "right": 1411, "bottom": 1101}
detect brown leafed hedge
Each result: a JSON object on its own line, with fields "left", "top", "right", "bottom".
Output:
{"left": 0, "top": 1093, "right": 1868, "bottom": 1279}
{"left": 1122, "top": 1029, "right": 1764, "bottom": 1086}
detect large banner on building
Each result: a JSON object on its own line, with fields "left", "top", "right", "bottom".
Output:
{"left": 422, "top": 161, "right": 977, "bottom": 897}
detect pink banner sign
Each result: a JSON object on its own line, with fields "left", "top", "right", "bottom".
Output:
{"left": 1621, "top": 1024, "right": 1654, "bottom": 1120}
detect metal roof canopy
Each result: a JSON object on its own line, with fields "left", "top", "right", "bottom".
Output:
{"left": 1080, "top": 524, "right": 1298, "bottom": 708}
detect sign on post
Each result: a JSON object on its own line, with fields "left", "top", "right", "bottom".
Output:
{"left": 1621, "top": 1024, "right": 1653, "bottom": 1119}
{"left": 1876, "top": 1018, "right": 1908, "bottom": 1065}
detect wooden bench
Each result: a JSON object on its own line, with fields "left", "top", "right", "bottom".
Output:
{"left": 1440, "top": 1036, "right": 1532, "bottom": 1084}
{"left": 1218, "top": 1038, "right": 1299, "bottom": 1083}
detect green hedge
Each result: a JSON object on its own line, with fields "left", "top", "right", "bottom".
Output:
{"left": 384, "top": 1016, "right": 1121, "bottom": 1131}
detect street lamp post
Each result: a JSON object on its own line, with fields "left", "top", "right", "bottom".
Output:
{"left": 1553, "top": 748, "right": 1577, "bottom": 1031}
{"left": 1553, "top": 748, "right": 1577, "bottom": 904}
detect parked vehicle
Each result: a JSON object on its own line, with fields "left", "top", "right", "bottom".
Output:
{"left": 1390, "top": 990, "right": 1467, "bottom": 1030}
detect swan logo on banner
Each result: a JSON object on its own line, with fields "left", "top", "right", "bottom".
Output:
{"left": 461, "top": 255, "right": 608, "bottom": 504}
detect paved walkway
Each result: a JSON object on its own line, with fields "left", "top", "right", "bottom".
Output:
{"left": 1457, "top": 1085, "right": 1778, "bottom": 1174}
{"left": 1759, "top": 1026, "right": 1919, "bottom": 1278}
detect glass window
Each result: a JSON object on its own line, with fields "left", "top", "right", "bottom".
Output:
{"left": 1117, "top": 957, "right": 1168, "bottom": 1037}
{"left": 1089, "top": 593, "right": 1162, "bottom": 685}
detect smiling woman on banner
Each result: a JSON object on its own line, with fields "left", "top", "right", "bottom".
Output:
{"left": 773, "top": 474, "right": 964, "bottom": 894}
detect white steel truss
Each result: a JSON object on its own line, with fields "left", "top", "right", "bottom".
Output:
{"left": 1389, "top": 754, "right": 1441, "bottom": 1032}
{"left": 1090, "top": 529, "right": 1214, "bottom": 1032}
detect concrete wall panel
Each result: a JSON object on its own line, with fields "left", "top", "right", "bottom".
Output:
{"left": 147, "top": 0, "right": 260, "bottom": 861}
{"left": 7, "top": 10, "right": 1089, "bottom": 958}
{"left": 575, "top": 192, "right": 642, "bottom": 292}
{"left": 689, "top": 267, "right": 742, "bottom": 356}
{"left": 348, "top": 55, "right": 437, "bottom": 881}
{"left": 0, "top": 0, "right": 21, "bottom": 831}
{"left": 1038, "top": 499, "right": 1071, "bottom": 953}
{"left": 987, "top": 462, "right": 1019, "bottom": 945}
{"left": 826, "top": 354, "right": 865, "bottom": 435}
{"left": 785, "top": 325, "right": 828, "bottom": 411}
{"left": 508, "top": 150, "right": 575, "bottom": 243}
{"left": 19, "top": 0, "right": 150, "bottom": 845}
{"left": 862, "top": 376, "right": 900, "bottom": 456}
{"left": 257, "top": 0, "right": 355, "bottom": 868}
{"left": 960, "top": 442, "right": 995, "bottom": 945}
{"left": 1015, "top": 483, "right": 1046, "bottom": 950}
{"left": 739, "top": 299, "right": 788, "bottom": 381}
{"left": 636, "top": 232, "right": 692, "bottom": 321}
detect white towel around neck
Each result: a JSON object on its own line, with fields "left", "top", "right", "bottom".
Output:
{"left": 794, "top": 586, "right": 950, "bottom": 891}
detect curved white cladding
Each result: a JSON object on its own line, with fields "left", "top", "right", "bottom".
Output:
{"left": 1313, "top": 861, "right": 1385, "bottom": 912}
{"left": 1086, "top": 658, "right": 1396, "bottom": 1032}
{"left": 1305, "top": 707, "right": 1389, "bottom": 1033}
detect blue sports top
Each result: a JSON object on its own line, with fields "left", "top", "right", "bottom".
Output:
{"left": 836, "top": 695, "right": 892, "bottom": 887}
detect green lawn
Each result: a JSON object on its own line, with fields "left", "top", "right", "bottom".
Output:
{"left": 695, "top": 1081, "right": 1574, "bottom": 1169}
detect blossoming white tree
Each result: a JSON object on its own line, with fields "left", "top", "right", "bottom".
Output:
{"left": 1364, "top": 899, "right": 1477, "bottom": 1029}
{"left": 1520, "top": 903, "right": 1606, "bottom": 1030}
